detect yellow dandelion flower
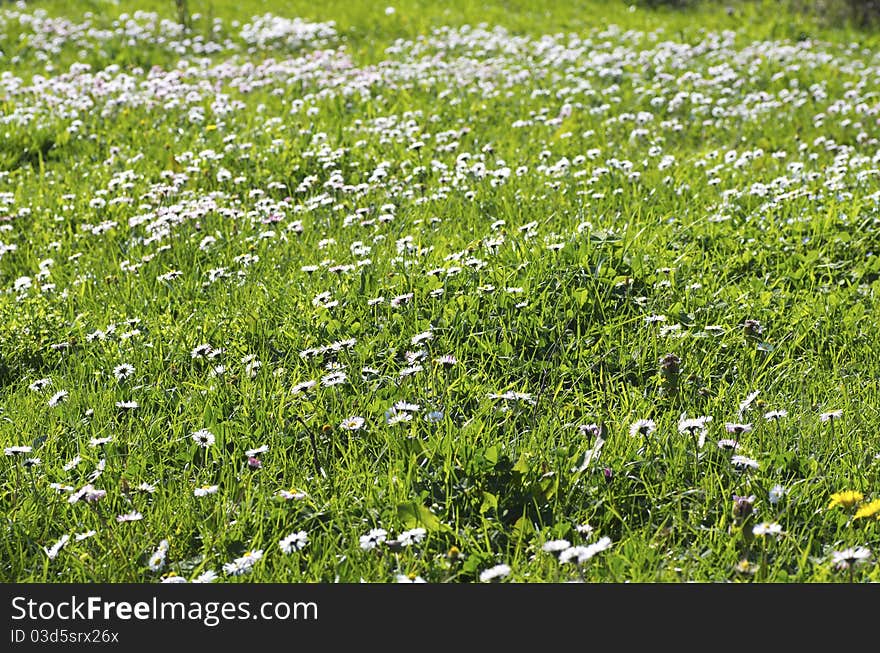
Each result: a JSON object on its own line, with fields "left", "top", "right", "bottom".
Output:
{"left": 828, "top": 490, "right": 864, "bottom": 509}
{"left": 854, "top": 498, "right": 880, "bottom": 520}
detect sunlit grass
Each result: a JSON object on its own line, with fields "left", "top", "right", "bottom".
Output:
{"left": 1, "top": 0, "right": 879, "bottom": 583}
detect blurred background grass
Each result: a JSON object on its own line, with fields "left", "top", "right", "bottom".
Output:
{"left": 19, "top": 0, "right": 880, "bottom": 44}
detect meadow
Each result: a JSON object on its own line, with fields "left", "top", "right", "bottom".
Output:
{"left": 2, "top": 0, "right": 880, "bottom": 583}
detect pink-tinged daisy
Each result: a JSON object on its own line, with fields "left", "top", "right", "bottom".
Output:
{"left": 558, "top": 537, "right": 613, "bottom": 565}
{"left": 223, "top": 550, "right": 263, "bottom": 576}
{"left": 63, "top": 455, "right": 82, "bottom": 471}
{"left": 279, "top": 531, "right": 309, "bottom": 553}
{"left": 831, "top": 546, "right": 871, "bottom": 570}
{"left": 276, "top": 488, "right": 308, "bottom": 501}
{"left": 768, "top": 484, "right": 787, "bottom": 505}
{"left": 48, "top": 390, "right": 69, "bottom": 407}
{"left": 479, "top": 563, "right": 512, "bottom": 582}
{"left": 68, "top": 485, "right": 106, "bottom": 504}
{"left": 411, "top": 331, "right": 433, "bottom": 345}
{"left": 629, "top": 419, "right": 656, "bottom": 438}
{"left": 390, "top": 528, "right": 427, "bottom": 548}
{"left": 29, "top": 378, "right": 52, "bottom": 392}
{"left": 820, "top": 409, "right": 843, "bottom": 422}
{"left": 113, "top": 364, "right": 135, "bottom": 381}
{"left": 386, "top": 410, "right": 413, "bottom": 425}
{"left": 340, "top": 416, "right": 365, "bottom": 431}
{"left": 752, "top": 522, "right": 783, "bottom": 538}
{"left": 191, "top": 429, "right": 216, "bottom": 447}
{"left": 44, "top": 534, "right": 70, "bottom": 560}
{"left": 116, "top": 511, "right": 144, "bottom": 523}
{"left": 731, "top": 455, "right": 759, "bottom": 470}
{"left": 542, "top": 539, "right": 571, "bottom": 553}
{"left": 359, "top": 528, "right": 388, "bottom": 550}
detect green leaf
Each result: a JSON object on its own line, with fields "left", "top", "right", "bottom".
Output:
{"left": 480, "top": 491, "right": 498, "bottom": 514}
{"left": 396, "top": 502, "right": 444, "bottom": 531}
{"left": 462, "top": 418, "right": 484, "bottom": 439}
{"left": 202, "top": 404, "right": 216, "bottom": 428}
{"left": 511, "top": 515, "right": 534, "bottom": 540}
{"left": 573, "top": 288, "right": 591, "bottom": 308}
{"left": 512, "top": 453, "right": 531, "bottom": 475}
{"left": 461, "top": 554, "right": 484, "bottom": 575}
{"left": 538, "top": 473, "right": 558, "bottom": 500}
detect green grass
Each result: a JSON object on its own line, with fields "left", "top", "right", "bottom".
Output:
{"left": 1, "top": 0, "right": 880, "bottom": 583}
